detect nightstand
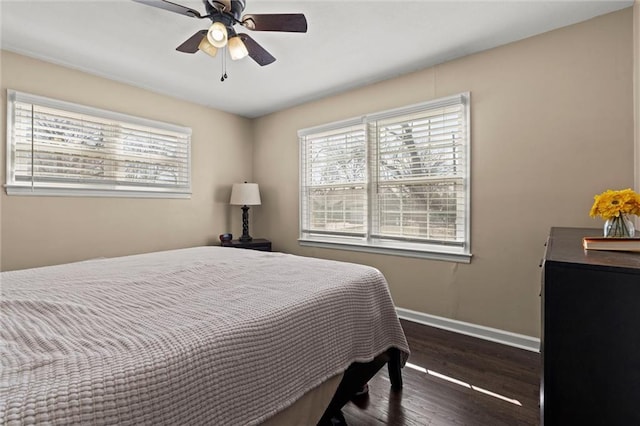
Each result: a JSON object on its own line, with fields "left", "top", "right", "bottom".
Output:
{"left": 221, "top": 238, "right": 272, "bottom": 252}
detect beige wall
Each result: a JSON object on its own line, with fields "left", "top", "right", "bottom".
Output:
{"left": 0, "top": 51, "right": 254, "bottom": 271}
{"left": 253, "top": 9, "right": 634, "bottom": 337}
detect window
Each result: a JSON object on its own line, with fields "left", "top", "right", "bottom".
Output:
{"left": 6, "top": 90, "right": 191, "bottom": 198}
{"left": 299, "top": 93, "right": 470, "bottom": 262}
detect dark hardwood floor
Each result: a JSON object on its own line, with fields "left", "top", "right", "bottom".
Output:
{"left": 342, "top": 319, "right": 540, "bottom": 425}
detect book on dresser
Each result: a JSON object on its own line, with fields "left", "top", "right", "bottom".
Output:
{"left": 582, "top": 236, "right": 640, "bottom": 252}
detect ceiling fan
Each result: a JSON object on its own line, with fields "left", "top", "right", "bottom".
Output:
{"left": 133, "top": 0, "right": 307, "bottom": 70}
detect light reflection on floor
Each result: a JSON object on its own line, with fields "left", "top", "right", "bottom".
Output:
{"left": 405, "top": 362, "right": 523, "bottom": 406}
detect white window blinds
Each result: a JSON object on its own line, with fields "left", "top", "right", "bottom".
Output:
{"left": 6, "top": 90, "right": 191, "bottom": 197}
{"left": 299, "top": 93, "right": 470, "bottom": 261}
{"left": 300, "top": 121, "right": 367, "bottom": 237}
{"left": 370, "top": 99, "right": 467, "bottom": 245}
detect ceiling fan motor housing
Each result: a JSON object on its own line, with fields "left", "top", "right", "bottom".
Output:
{"left": 205, "top": 0, "right": 245, "bottom": 22}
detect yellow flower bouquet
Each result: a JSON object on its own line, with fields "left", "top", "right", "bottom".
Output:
{"left": 590, "top": 188, "right": 640, "bottom": 237}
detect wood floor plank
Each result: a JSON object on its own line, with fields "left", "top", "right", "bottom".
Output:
{"left": 343, "top": 319, "right": 540, "bottom": 425}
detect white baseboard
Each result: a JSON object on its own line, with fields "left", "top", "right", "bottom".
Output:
{"left": 396, "top": 307, "right": 540, "bottom": 353}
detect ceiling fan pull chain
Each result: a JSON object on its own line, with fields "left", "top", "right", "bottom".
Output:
{"left": 220, "top": 48, "right": 225, "bottom": 81}
{"left": 224, "top": 47, "right": 228, "bottom": 80}
{"left": 220, "top": 46, "right": 228, "bottom": 82}
{"left": 220, "top": 49, "right": 224, "bottom": 81}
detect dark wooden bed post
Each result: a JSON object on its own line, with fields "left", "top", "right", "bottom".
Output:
{"left": 317, "top": 348, "right": 403, "bottom": 425}
{"left": 387, "top": 347, "right": 403, "bottom": 390}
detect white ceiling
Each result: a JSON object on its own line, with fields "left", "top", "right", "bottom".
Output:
{"left": 1, "top": 0, "right": 633, "bottom": 118}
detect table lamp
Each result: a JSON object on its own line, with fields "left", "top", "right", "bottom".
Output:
{"left": 230, "top": 182, "right": 261, "bottom": 242}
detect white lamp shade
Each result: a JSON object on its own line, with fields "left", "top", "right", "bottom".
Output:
{"left": 198, "top": 37, "right": 218, "bottom": 57}
{"left": 207, "top": 22, "right": 228, "bottom": 48}
{"left": 230, "top": 183, "right": 261, "bottom": 206}
{"left": 228, "top": 36, "right": 249, "bottom": 60}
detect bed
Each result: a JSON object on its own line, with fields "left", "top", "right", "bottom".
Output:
{"left": 1, "top": 246, "right": 410, "bottom": 425}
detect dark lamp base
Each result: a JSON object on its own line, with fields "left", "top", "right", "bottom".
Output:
{"left": 239, "top": 205, "right": 253, "bottom": 243}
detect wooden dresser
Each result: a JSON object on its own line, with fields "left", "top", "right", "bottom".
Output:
{"left": 541, "top": 227, "right": 640, "bottom": 425}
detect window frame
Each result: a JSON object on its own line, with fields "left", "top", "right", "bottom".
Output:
{"left": 298, "top": 93, "right": 471, "bottom": 263}
{"left": 5, "top": 89, "right": 192, "bottom": 198}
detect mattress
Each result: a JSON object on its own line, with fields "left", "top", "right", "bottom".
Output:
{"left": 1, "top": 246, "right": 409, "bottom": 425}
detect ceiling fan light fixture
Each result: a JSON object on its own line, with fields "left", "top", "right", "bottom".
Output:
{"left": 198, "top": 37, "right": 218, "bottom": 57}
{"left": 207, "top": 21, "right": 228, "bottom": 48}
{"left": 228, "top": 36, "right": 249, "bottom": 60}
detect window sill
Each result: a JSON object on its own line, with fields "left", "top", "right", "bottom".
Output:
{"left": 5, "top": 184, "right": 191, "bottom": 199}
{"left": 298, "top": 238, "right": 472, "bottom": 263}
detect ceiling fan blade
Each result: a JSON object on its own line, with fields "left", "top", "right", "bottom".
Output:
{"left": 132, "top": 0, "right": 203, "bottom": 18}
{"left": 241, "top": 14, "right": 307, "bottom": 32}
{"left": 176, "top": 30, "right": 207, "bottom": 53}
{"left": 238, "top": 33, "right": 276, "bottom": 66}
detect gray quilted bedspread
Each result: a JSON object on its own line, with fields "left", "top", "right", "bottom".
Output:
{"left": 1, "top": 247, "right": 409, "bottom": 425}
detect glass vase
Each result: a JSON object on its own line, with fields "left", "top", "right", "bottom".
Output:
{"left": 603, "top": 214, "right": 635, "bottom": 238}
